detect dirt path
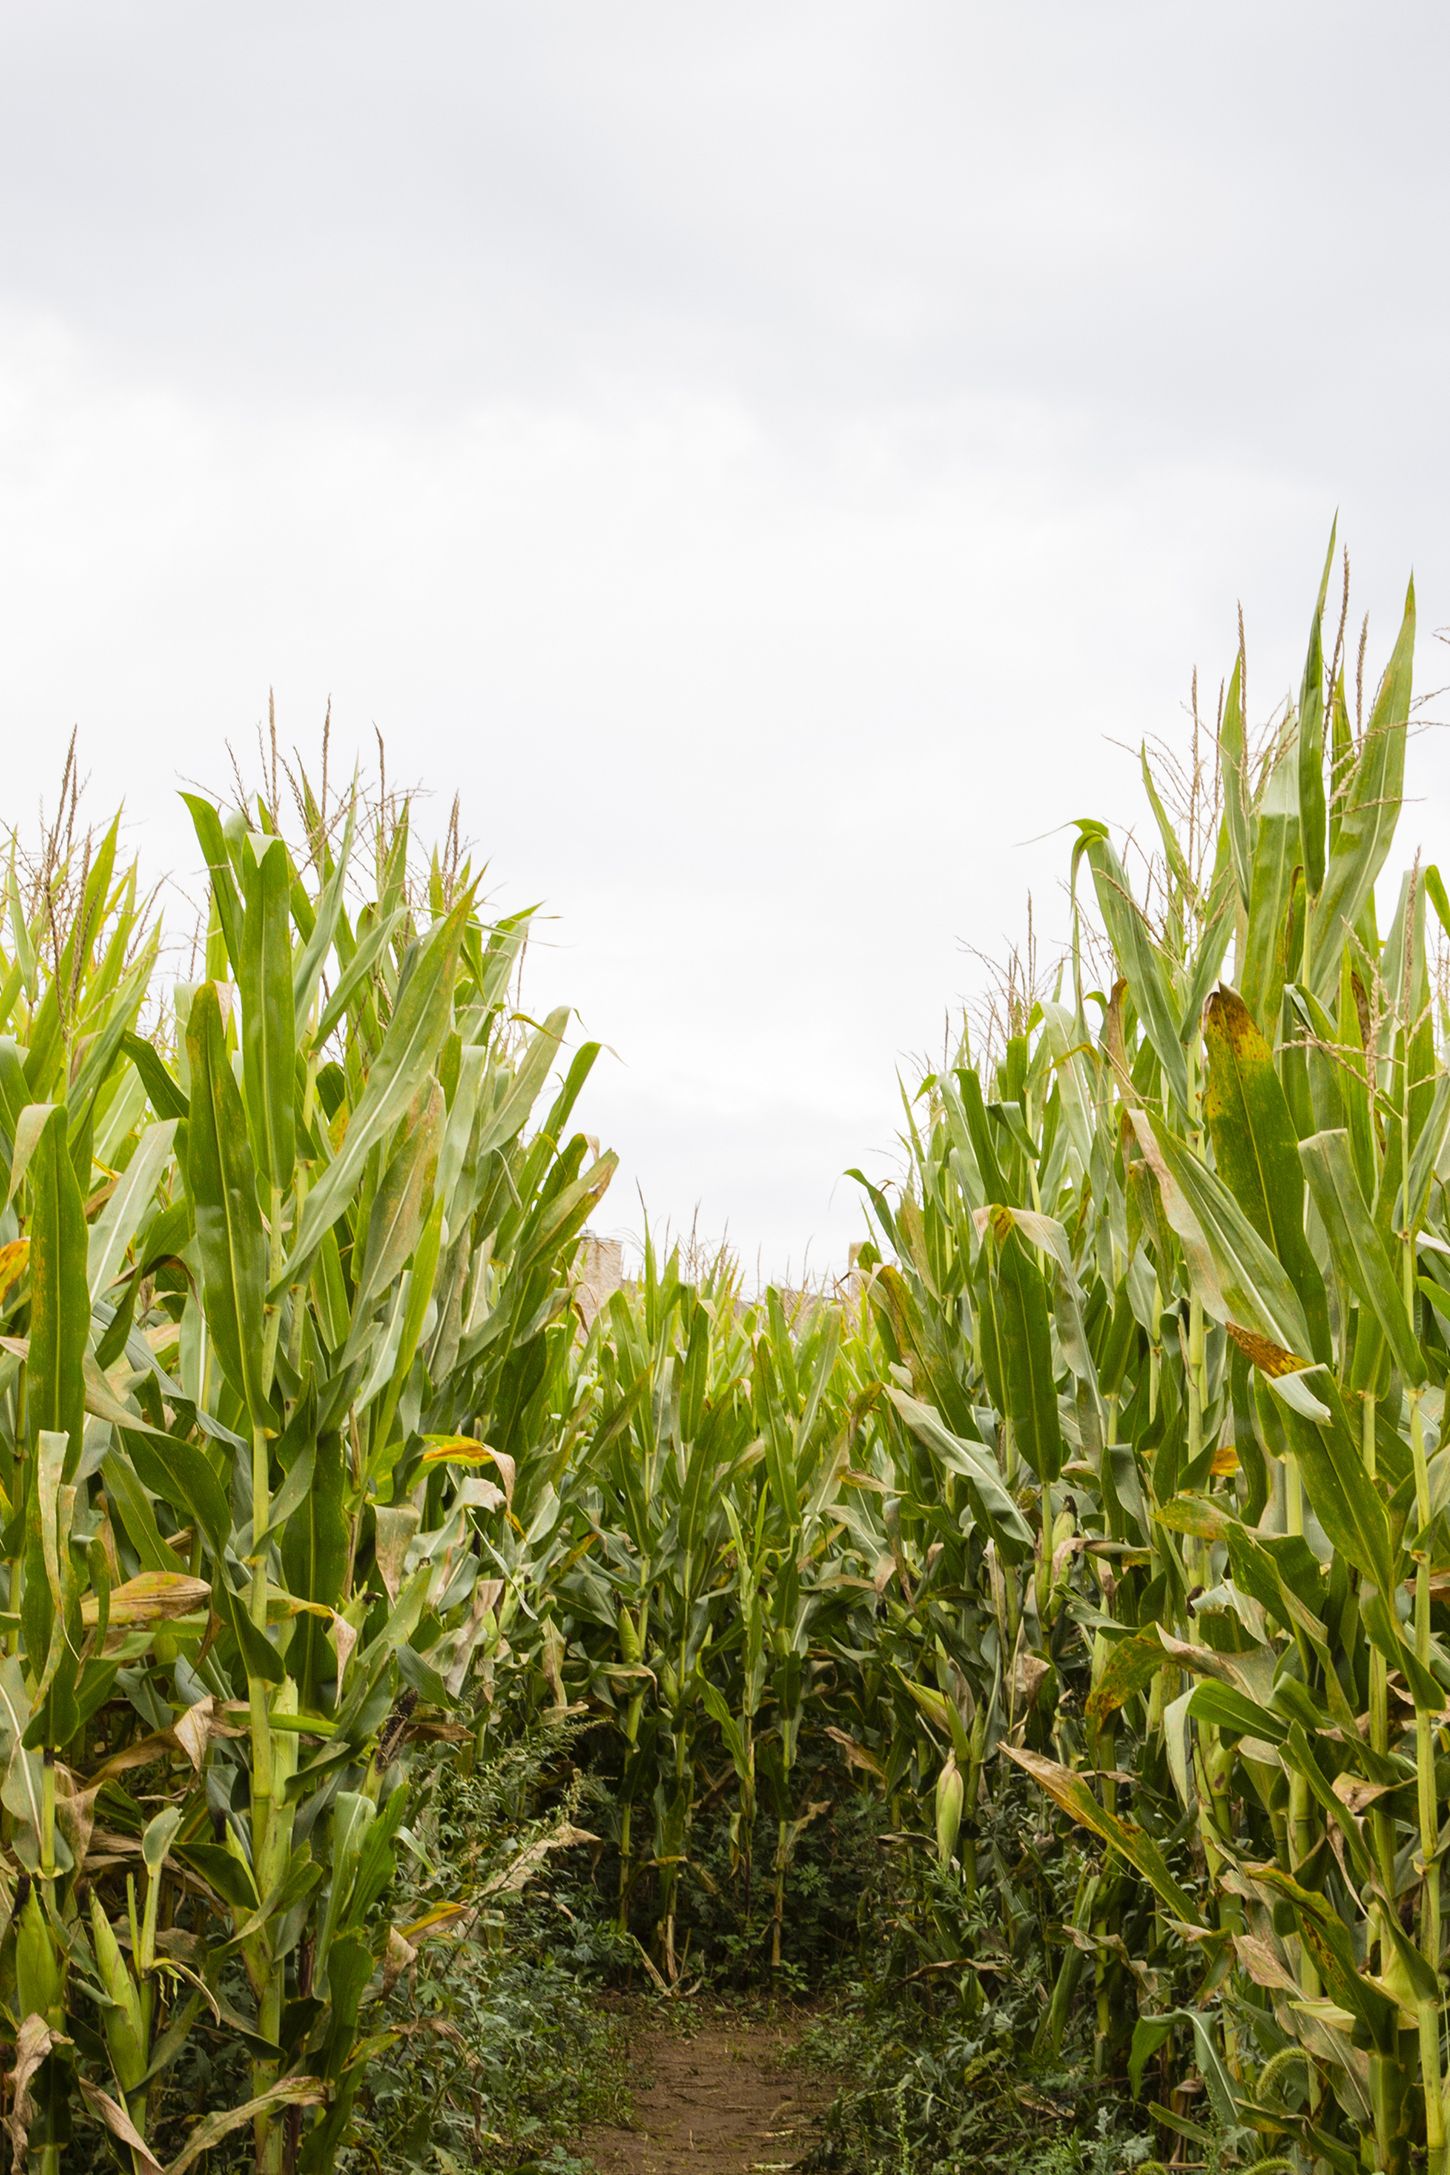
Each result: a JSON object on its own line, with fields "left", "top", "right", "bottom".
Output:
{"left": 583, "top": 2009, "right": 828, "bottom": 2175}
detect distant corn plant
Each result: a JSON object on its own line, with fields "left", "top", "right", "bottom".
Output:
{"left": 0, "top": 755, "right": 611, "bottom": 2171}
{"left": 530, "top": 1237, "right": 872, "bottom": 1981}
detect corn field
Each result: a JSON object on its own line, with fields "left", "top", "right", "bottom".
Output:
{"left": 3, "top": 541, "right": 1450, "bottom": 2173}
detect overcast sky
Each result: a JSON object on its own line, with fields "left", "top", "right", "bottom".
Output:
{"left": 3, "top": 4, "right": 1449, "bottom": 1277}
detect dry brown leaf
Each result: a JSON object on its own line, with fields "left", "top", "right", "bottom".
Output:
{"left": 8, "top": 2016, "right": 68, "bottom": 2175}
{"left": 77, "top": 2080, "right": 164, "bottom": 2175}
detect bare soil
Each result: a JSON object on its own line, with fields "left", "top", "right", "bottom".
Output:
{"left": 582, "top": 2008, "right": 828, "bottom": 2175}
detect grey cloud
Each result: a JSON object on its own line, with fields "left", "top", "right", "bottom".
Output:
{"left": 5, "top": 3, "right": 1446, "bottom": 468}
{"left": 3, "top": 4, "right": 1450, "bottom": 1276}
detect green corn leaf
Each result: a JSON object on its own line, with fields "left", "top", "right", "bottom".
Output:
{"left": 1141, "top": 748, "right": 1194, "bottom": 898}
{"left": 185, "top": 982, "right": 271, "bottom": 1425}
{"left": 1239, "top": 732, "right": 1302, "bottom": 1031}
{"left": 310, "top": 906, "right": 404, "bottom": 1048}
{"left": 1179, "top": 1678, "right": 1287, "bottom": 1746}
{"left": 292, "top": 787, "right": 358, "bottom": 1021}
{"left": 1219, "top": 650, "right": 1252, "bottom": 907}
{"left": 1131, "top": 1109, "right": 1312, "bottom": 1357}
{"left": 1074, "top": 825, "right": 1189, "bottom": 1111}
{"left": 1237, "top": 1862, "right": 1396, "bottom": 2047}
{"left": 1130, "top": 2010, "right": 1240, "bottom": 2132}
{"left": 22, "top": 1104, "right": 88, "bottom": 1468}
{"left": 23, "top": 1428, "right": 82, "bottom": 1740}
{"left": 1300, "top": 1128, "right": 1424, "bottom": 1385}
{"left": 181, "top": 791, "right": 246, "bottom": 979}
{"left": 885, "top": 1388, "right": 1033, "bottom": 1559}
{"left": 1084, "top": 1627, "right": 1169, "bottom": 1724}
{"left": 1280, "top": 1719, "right": 1374, "bottom": 1885}
{"left": 88, "top": 1119, "right": 177, "bottom": 1301}
{"left": 118, "top": 1426, "right": 233, "bottom": 1562}
{"left": 1005, "top": 1744, "right": 1202, "bottom": 1924}
{"left": 350, "top": 1078, "right": 443, "bottom": 1333}
{"left": 1253, "top": 1373, "right": 1397, "bottom": 1598}
{"left": 284, "top": 1431, "right": 347, "bottom": 1618}
{"left": 956, "top": 1066, "right": 1008, "bottom": 1203}
{"left": 122, "top": 1031, "right": 189, "bottom": 1121}
{"left": 1296, "top": 521, "right": 1337, "bottom": 899}
{"left": 1220, "top": 1520, "right": 1328, "bottom": 1649}
{"left": 240, "top": 834, "right": 297, "bottom": 1193}
{"left": 101, "top": 1446, "right": 182, "bottom": 1574}
{"left": 213, "top": 1569, "right": 287, "bottom": 1685}
{"left": 1177, "top": 867, "right": 1236, "bottom": 1038}
{"left": 974, "top": 1208, "right": 1063, "bottom": 1482}
{"left": 67, "top": 958, "right": 153, "bottom": 1137}
{"left": 1407, "top": 1073, "right": 1450, "bottom": 1230}
{"left": 6, "top": 858, "right": 36, "bottom": 990}
{"left": 282, "top": 897, "right": 470, "bottom": 1284}
{"left": 1203, "top": 986, "right": 1327, "bottom": 1356}
{"left": 1308, "top": 576, "right": 1415, "bottom": 994}
{"left": 474, "top": 1006, "right": 571, "bottom": 1159}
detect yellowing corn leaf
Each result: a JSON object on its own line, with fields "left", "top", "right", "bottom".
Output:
{"left": 0, "top": 1239, "right": 29, "bottom": 1305}
{"left": 399, "top": 1901, "right": 472, "bottom": 1941}
{"left": 419, "top": 1436, "right": 516, "bottom": 1502}
{"left": 82, "top": 1573, "right": 210, "bottom": 1626}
